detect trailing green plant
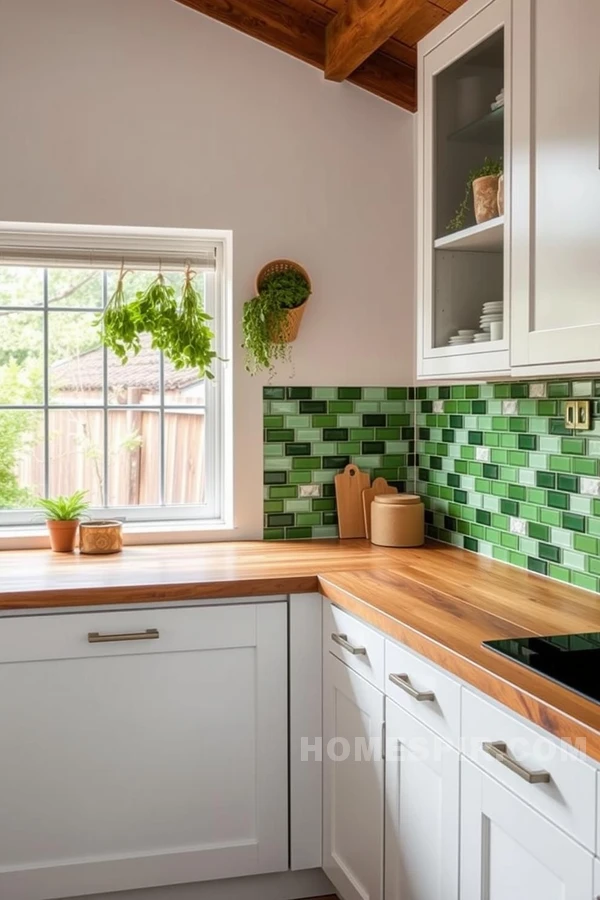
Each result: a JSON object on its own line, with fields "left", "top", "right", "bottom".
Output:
{"left": 447, "top": 157, "right": 503, "bottom": 233}
{"left": 99, "top": 267, "right": 219, "bottom": 379}
{"left": 242, "top": 269, "right": 311, "bottom": 375}
{"left": 35, "top": 490, "right": 90, "bottom": 521}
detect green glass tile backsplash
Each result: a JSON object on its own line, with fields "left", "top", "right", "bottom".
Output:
{"left": 263, "top": 387, "right": 413, "bottom": 541}
{"left": 264, "top": 380, "right": 600, "bottom": 594}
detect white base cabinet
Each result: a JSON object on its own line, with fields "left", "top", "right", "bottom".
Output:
{"left": 460, "top": 758, "right": 593, "bottom": 899}
{"left": 323, "top": 653, "right": 384, "bottom": 900}
{"left": 385, "top": 699, "right": 459, "bottom": 900}
{"left": 0, "top": 603, "right": 288, "bottom": 900}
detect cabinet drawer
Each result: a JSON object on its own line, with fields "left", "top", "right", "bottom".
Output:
{"left": 462, "top": 689, "right": 596, "bottom": 852}
{"left": 0, "top": 604, "right": 261, "bottom": 662}
{"left": 325, "top": 602, "right": 384, "bottom": 690}
{"left": 385, "top": 639, "right": 461, "bottom": 747}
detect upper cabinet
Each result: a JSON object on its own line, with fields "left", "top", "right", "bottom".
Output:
{"left": 511, "top": 0, "right": 600, "bottom": 373}
{"left": 417, "top": 0, "right": 511, "bottom": 379}
{"left": 417, "top": 0, "right": 600, "bottom": 380}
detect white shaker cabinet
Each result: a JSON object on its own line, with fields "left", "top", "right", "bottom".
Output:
{"left": 460, "top": 758, "right": 593, "bottom": 899}
{"left": 511, "top": 0, "right": 600, "bottom": 371}
{"left": 0, "top": 602, "right": 288, "bottom": 900}
{"left": 323, "top": 652, "right": 385, "bottom": 900}
{"left": 385, "top": 699, "right": 459, "bottom": 900}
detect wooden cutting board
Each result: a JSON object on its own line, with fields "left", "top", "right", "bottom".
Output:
{"left": 362, "top": 477, "right": 398, "bottom": 539}
{"left": 334, "top": 464, "right": 370, "bottom": 539}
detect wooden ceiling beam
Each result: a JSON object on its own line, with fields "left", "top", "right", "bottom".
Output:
{"left": 173, "top": 0, "right": 417, "bottom": 108}
{"left": 325, "top": 0, "right": 424, "bottom": 82}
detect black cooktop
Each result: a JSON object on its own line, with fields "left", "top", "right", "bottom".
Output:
{"left": 484, "top": 632, "right": 600, "bottom": 705}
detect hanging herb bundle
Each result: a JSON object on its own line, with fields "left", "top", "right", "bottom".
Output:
{"left": 99, "top": 266, "right": 219, "bottom": 379}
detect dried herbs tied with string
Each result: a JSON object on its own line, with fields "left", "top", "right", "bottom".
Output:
{"left": 99, "top": 266, "right": 219, "bottom": 379}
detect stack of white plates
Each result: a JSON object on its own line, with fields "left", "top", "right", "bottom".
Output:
{"left": 448, "top": 329, "right": 475, "bottom": 346}
{"left": 473, "top": 332, "right": 491, "bottom": 342}
{"left": 480, "top": 301, "right": 503, "bottom": 339}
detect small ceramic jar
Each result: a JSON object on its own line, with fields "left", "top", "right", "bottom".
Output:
{"left": 79, "top": 520, "right": 123, "bottom": 555}
{"left": 370, "top": 494, "right": 425, "bottom": 548}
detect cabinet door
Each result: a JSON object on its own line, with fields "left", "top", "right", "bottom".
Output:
{"left": 512, "top": 0, "right": 600, "bottom": 369}
{"left": 323, "top": 653, "right": 384, "bottom": 900}
{"left": 385, "top": 699, "right": 459, "bottom": 900}
{"left": 461, "top": 758, "right": 593, "bottom": 899}
{"left": 595, "top": 858, "right": 600, "bottom": 899}
{"left": 0, "top": 603, "right": 288, "bottom": 900}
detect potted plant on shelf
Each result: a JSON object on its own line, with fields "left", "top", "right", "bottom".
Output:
{"left": 35, "top": 490, "right": 90, "bottom": 553}
{"left": 242, "top": 260, "right": 312, "bottom": 375}
{"left": 447, "top": 157, "right": 503, "bottom": 232}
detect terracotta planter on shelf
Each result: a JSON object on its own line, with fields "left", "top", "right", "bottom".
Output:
{"left": 79, "top": 520, "right": 123, "bottom": 555}
{"left": 497, "top": 174, "right": 504, "bottom": 216}
{"left": 473, "top": 175, "right": 500, "bottom": 224}
{"left": 47, "top": 519, "right": 79, "bottom": 553}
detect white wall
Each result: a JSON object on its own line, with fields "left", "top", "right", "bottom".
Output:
{"left": 0, "top": 0, "right": 415, "bottom": 539}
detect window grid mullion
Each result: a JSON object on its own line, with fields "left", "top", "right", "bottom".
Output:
{"left": 42, "top": 268, "right": 50, "bottom": 499}
{"left": 159, "top": 353, "right": 165, "bottom": 506}
{"left": 102, "top": 271, "right": 109, "bottom": 508}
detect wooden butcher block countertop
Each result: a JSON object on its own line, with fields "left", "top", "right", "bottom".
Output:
{"left": 1, "top": 539, "right": 600, "bottom": 760}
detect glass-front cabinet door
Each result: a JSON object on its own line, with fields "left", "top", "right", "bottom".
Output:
{"left": 417, "top": 0, "right": 511, "bottom": 379}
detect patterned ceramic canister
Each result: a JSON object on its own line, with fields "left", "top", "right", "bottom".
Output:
{"left": 79, "top": 520, "right": 123, "bottom": 555}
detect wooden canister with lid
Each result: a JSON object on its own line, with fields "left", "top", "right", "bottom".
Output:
{"left": 370, "top": 493, "right": 424, "bottom": 548}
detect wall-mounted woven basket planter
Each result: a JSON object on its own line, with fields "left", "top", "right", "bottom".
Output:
{"left": 255, "top": 259, "right": 311, "bottom": 344}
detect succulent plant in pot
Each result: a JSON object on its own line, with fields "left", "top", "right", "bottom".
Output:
{"left": 242, "top": 261, "right": 312, "bottom": 375}
{"left": 35, "top": 490, "right": 90, "bottom": 553}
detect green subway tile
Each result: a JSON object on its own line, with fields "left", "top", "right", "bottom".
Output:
{"left": 264, "top": 416, "right": 284, "bottom": 428}
{"left": 482, "top": 463, "right": 499, "bottom": 479}
{"left": 296, "top": 513, "right": 321, "bottom": 526}
{"left": 538, "top": 400, "right": 557, "bottom": 415}
{"left": 289, "top": 471, "right": 311, "bottom": 484}
{"left": 285, "top": 442, "right": 312, "bottom": 456}
{"left": 267, "top": 429, "right": 294, "bottom": 442}
{"left": 323, "top": 455, "right": 350, "bottom": 469}
{"left": 549, "top": 418, "right": 571, "bottom": 435}
{"left": 501, "top": 532, "right": 519, "bottom": 551}
{"left": 573, "top": 457, "right": 598, "bottom": 476}
{"left": 337, "top": 441, "right": 361, "bottom": 454}
{"left": 536, "top": 471, "right": 555, "bottom": 489}
{"left": 322, "top": 511, "right": 339, "bottom": 526}
{"left": 329, "top": 401, "right": 353, "bottom": 413}
{"left": 499, "top": 466, "right": 518, "bottom": 482}
{"left": 270, "top": 401, "right": 298, "bottom": 415}
{"left": 562, "top": 512, "right": 586, "bottom": 533}
{"left": 508, "top": 418, "right": 528, "bottom": 433}
{"left": 491, "top": 513, "right": 509, "bottom": 530}
{"left": 510, "top": 383, "right": 529, "bottom": 399}
{"left": 471, "top": 524, "right": 486, "bottom": 540}
{"left": 313, "top": 387, "right": 336, "bottom": 400}
{"left": 323, "top": 428, "right": 349, "bottom": 441}
{"left": 296, "top": 429, "right": 321, "bottom": 442}
{"left": 491, "top": 449, "right": 508, "bottom": 464}
{"left": 339, "top": 415, "right": 361, "bottom": 428}
{"left": 562, "top": 437, "right": 586, "bottom": 455}
{"left": 528, "top": 522, "right": 549, "bottom": 541}
{"left": 267, "top": 513, "right": 294, "bottom": 527}
{"left": 461, "top": 445, "right": 475, "bottom": 460}
{"left": 285, "top": 526, "right": 313, "bottom": 539}
{"left": 264, "top": 387, "right": 285, "bottom": 400}
{"left": 527, "top": 487, "right": 546, "bottom": 505}
{"left": 264, "top": 500, "right": 284, "bottom": 513}
{"left": 508, "top": 484, "right": 527, "bottom": 501}
{"left": 312, "top": 415, "right": 337, "bottom": 428}
{"left": 516, "top": 435, "right": 536, "bottom": 452}
{"left": 350, "top": 428, "right": 374, "bottom": 440}
{"left": 476, "top": 509, "right": 491, "bottom": 526}
{"left": 465, "top": 385, "right": 480, "bottom": 399}
{"left": 300, "top": 400, "right": 327, "bottom": 414}
{"left": 468, "top": 462, "right": 483, "bottom": 477}
{"left": 484, "top": 432, "right": 500, "bottom": 447}
{"left": 557, "top": 474, "right": 579, "bottom": 493}
{"left": 494, "top": 384, "right": 511, "bottom": 398}
{"left": 572, "top": 571, "right": 599, "bottom": 592}
{"left": 286, "top": 387, "right": 312, "bottom": 400}
{"left": 499, "top": 433, "right": 518, "bottom": 449}
{"left": 548, "top": 565, "right": 571, "bottom": 584}
{"left": 492, "top": 417, "right": 509, "bottom": 431}
{"left": 528, "top": 557, "right": 548, "bottom": 575}
{"left": 363, "top": 387, "right": 385, "bottom": 400}
{"left": 491, "top": 481, "right": 509, "bottom": 497}
{"left": 265, "top": 443, "right": 284, "bottom": 457}
{"left": 338, "top": 387, "right": 361, "bottom": 400}
{"left": 292, "top": 457, "right": 321, "bottom": 470}
{"left": 313, "top": 442, "right": 336, "bottom": 456}
{"left": 312, "top": 498, "right": 335, "bottom": 511}
{"left": 384, "top": 455, "right": 408, "bottom": 467}
{"left": 264, "top": 471, "right": 287, "bottom": 485}
{"left": 548, "top": 382, "right": 570, "bottom": 398}
{"left": 540, "top": 507, "right": 561, "bottom": 527}
{"left": 574, "top": 534, "right": 598, "bottom": 555}
{"left": 285, "top": 499, "right": 311, "bottom": 513}
{"left": 547, "top": 491, "right": 570, "bottom": 510}
{"left": 572, "top": 380, "right": 593, "bottom": 397}
{"left": 376, "top": 428, "right": 401, "bottom": 440}
{"left": 500, "top": 499, "right": 519, "bottom": 516}
{"left": 263, "top": 528, "right": 285, "bottom": 540}
{"left": 475, "top": 479, "right": 491, "bottom": 494}
{"left": 387, "top": 387, "right": 408, "bottom": 400}
{"left": 508, "top": 450, "right": 528, "bottom": 466}
{"left": 486, "top": 528, "right": 502, "bottom": 546}
{"left": 549, "top": 455, "right": 571, "bottom": 473}
{"left": 571, "top": 496, "right": 592, "bottom": 516}
{"left": 539, "top": 543, "right": 561, "bottom": 563}
{"left": 588, "top": 518, "right": 600, "bottom": 538}
{"left": 509, "top": 551, "right": 528, "bottom": 569}
{"left": 588, "top": 556, "right": 600, "bottom": 576}
{"left": 518, "top": 400, "right": 538, "bottom": 416}
{"left": 269, "top": 485, "right": 297, "bottom": 499}
{"left": 529, "top": 418, "right": 549, "bottom": 434}
{"left": 519, "top": 504, "right": 538, "bottom": 522}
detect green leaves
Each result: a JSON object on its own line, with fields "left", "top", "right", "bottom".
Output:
{"left": 35, "top": 489, "right": 90, "bottom": 521}
{"left": 242, "top": 269, "right": 310, "bottom": 376}
{"left": 447, "top": 156, "right": 503, "bottom": 233}
{"left": 99, "top": 269, "right": 219, "bottom": 378}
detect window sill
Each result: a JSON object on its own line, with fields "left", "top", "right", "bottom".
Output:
{"left": 0, "top": 520, "right": 236, "bottom": 551}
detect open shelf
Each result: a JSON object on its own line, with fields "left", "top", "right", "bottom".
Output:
{"left": 449, "top": 105, "right": 504, "bottom": 144}
{"left": 434, "top": 216, "right": 504, "bottom": 252}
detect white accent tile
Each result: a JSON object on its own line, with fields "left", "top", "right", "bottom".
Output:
{"left": 529, "top": 383, "right": 547, "bottom": 398}
{"left": 299, "top": 484, "right": 320, "bottom": 498}
{"left": 581, "top": 478, "right": 600, "bottom": 497}
{"left": 551, "top": 528, "right": 573, "bottom": 549}
{"left": 433, "top": 400, "right": 444, "bottom": 413}
{"left": 475, "top": 446, "right": 491, "bottom": 462}
{"left": 509, "top": 517, "right": 527, "bottom": 535}
{"left": 502, "top": 399, "right": 518, "bottom": 415}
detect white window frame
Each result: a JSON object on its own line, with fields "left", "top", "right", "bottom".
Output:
{"left": 0, "top": 222, "right": 233, "bottom": 533}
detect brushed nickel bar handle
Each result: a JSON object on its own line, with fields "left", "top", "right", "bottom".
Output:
{"left": 331, "top": 633, "right": 367, "bottom": 655}
{"left": 389, "top": 672, "right": 435, "bottom": 702}
{"left": 482, "top": 741, "right": 551, "bottom": 784}
{"left": 88, "top": 629, "right": 160, "bottom": 644}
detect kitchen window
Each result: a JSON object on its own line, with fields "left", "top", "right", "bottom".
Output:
{"left": 0, "top": 223, "right": 232, "bottom": 530}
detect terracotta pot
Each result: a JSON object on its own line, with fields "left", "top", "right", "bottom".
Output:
{"left": 79, "top": 520, "right": 123, "bottom": 555}
{"left": 497, "top": 173, "right": 504, "bottom": 216}
{"left": 473, "top": 175, "right": 500, "bottom": 224}
{"left": 269, "top": 300, "right": 309, "bottom": 344}
{"left": 47, "top": 519, "right": 79, "bottom": 553}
